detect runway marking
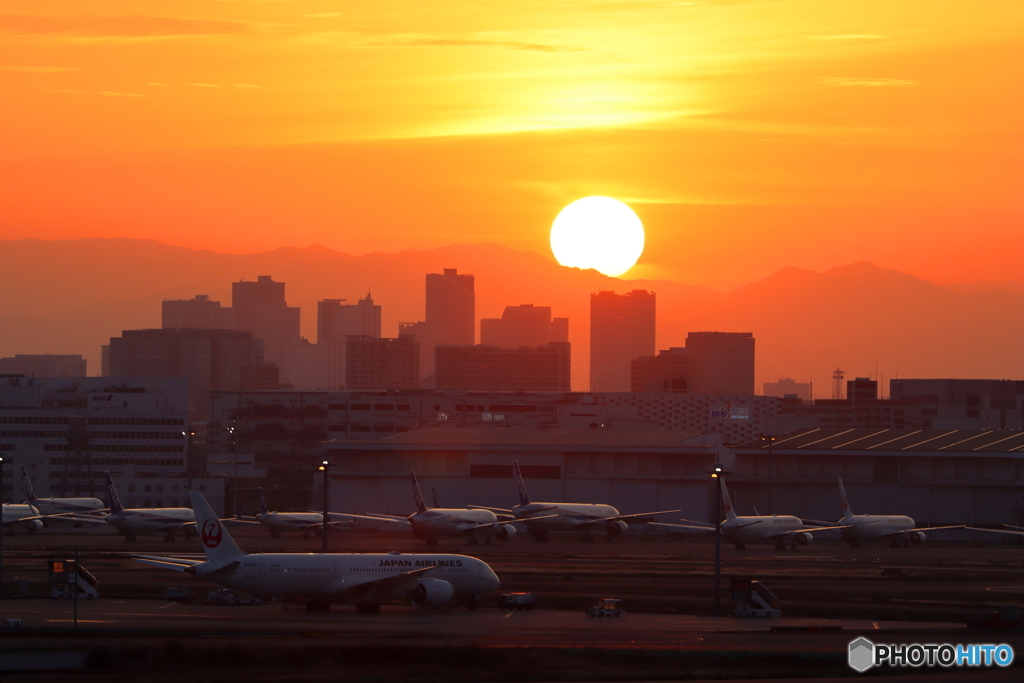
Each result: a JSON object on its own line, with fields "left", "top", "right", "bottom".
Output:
{"left": 872, "top": 622, "right": 879, "bottom": 629}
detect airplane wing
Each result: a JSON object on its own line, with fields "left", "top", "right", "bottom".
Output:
{"left": 332, "top": 566, "right": 439, "bottom": 602}
{"left": 328, "top": 512, "right": 411, "bottom": 527}
{"left": 647, "top": 522, "right": 718, "bottom": 534}
{"left": 884, "top": 524, "right": 965, "bottom": 538}
{"left": 968, "top": 526, "right": 1024, "bottom": 537}
{"left": 467, "top": 505, "right": 513, "bottom": 513}
{"left": 464, "top": 514, "right": 559, "bottom": 531}
{"left": 801, "top": 518, "right": 840, "bottom": 527}
{"left": 768, "top": 525, "right": 853, "bottom": 540}
{"left": 132, "top": 554, "right": 204, "bottom": 572}
{"left": 604, "top": 509, "right": 682, "bottom": 523}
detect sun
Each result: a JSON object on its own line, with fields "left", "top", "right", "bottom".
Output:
{"left": 550, "top": 197, "right": 645, "bottom": 277}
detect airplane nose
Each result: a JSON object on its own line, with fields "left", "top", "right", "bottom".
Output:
{"left": 485, "top": 566, "right": 501, "bottom": 592}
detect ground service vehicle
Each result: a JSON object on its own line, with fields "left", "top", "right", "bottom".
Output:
{"left": 497, "top": 593, "right": 535, "bottom": 610}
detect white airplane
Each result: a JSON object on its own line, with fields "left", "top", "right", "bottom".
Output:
{"left": 472, "top": 461, "right": 680, "bottom": 543}
{"left": 100, "top": 472, "right": 196, "bottom": 542}
{"left": 2, "top": 503, "right": 48, "bottom": 535}
{"left": 341, "top": 472, "right": 521, "bottom": 546}
{"left": 652, "top": 476, "right": 840, "bottom": 550}
{"left": 831, "top": 477, "right": 963, "bottom": 548}
{"left": 241, "top": 488, "right": 359, "bottom": 539}
{"left": 134, "top": 490, "right": 501, "bottom": 613}
{"left": 21, "top": 465, "right": 106, "bottom": 518}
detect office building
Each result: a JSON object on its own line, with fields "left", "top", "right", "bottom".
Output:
{"left": 631, "top": 348, "right": 691, "bottom": 393}
{"left": 435, "top": 342, "right": 571, "bottom": 392}
{"left": 318, "top": 294, "right": 382, "bottom": 389}
{"left": 231, "top": 275, "right": 305, "bottom": 387}
{"left": 684, "top": 332, "right": 755, "bottom": 395}
{"left": 590, "top": 290, "right": 656, "bottom": 392}
{"left": 889, "top": 379, "right": 1024, "bottom": 430}
{"left": 345, "top": 335, "right": 419, "bottom": 391}
{"left": 0, "top": 354, "right": 87, "bottom": 378}
{"left": 763, "top": 378, "right": 812, "bottom": 402}
{"left": 0, "top": 376, "right": 224, "bottom": 512}
{"left": 401, "top": 269, "right": 475, "bottom": 381}
{"left": 480, "top": 304, "right": 568, "bottom": 349}
{"left": 162, "top": 295, "right": 233, "bottom": 330}
{"left": 107, "top": 328, "right": 274, "bottom": 420}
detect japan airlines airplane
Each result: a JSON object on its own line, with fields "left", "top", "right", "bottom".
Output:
{"left": 21, "top": 465, "right": 106, "bottom": 517}
{"left": 652, "top": 476, "right": 840, "bottom": 550}
{"left": 832, "top": 477, "right": 963, "bottom": 548}
{"left": 135, "top": 490, "right": 501, "bottom": 613}
{"left": 342, "top": 472, "right": 521, "bottom": 546}
{"left": 101, "top": 472, "right": 196, "bottom": 542}
{"left": 472, "top": 461, "right": 680, "bottom": 543}
{"left": 240, "top": 488, "right": 358, "bottom": 539}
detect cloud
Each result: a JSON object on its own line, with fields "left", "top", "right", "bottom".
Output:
{"left": 819, "top": 77, "right": 916, "bottom": 87}
{"left": 302, "top": 13, "right": 343, "bottom": 18}
{"left": 234, "top": 83, "right": 261, "bottom": 88}
{"left": 806, "top": 34, "right": 887, "bottom": 40}
{"left": 364, "top": 36, "right": 588, "bottom": 53}
{"left": 0, "top": 65, "right": 83, "bottom": 72}
{"left": 189, "top": 83, "right": 220, "bottom": 88}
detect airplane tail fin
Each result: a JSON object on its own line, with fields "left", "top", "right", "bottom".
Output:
{"left": 513, "top": 461, "right": 531, "bottom": 507}
{"left": 718, "top": 476, "right": 737, "bottom": 521}
{"left": 411, "top": 472, "right": 428, "bottom": 513}
{"left": 104, "top": 472, "right": 125, "bottom": 514}
{"left": 189, "top": 490, "right": 246, "bottom": 561}
{"left": 432, "top": 486, "right": 440, "bottom": 509}
{"left": 258, "top": 487, "right": 269, "bottom": 515}
{"left": 838, "top": 477, "right": 853, "bottom": 520}
{"left": 20, "top": 465, "right": 38, "bottom": 503}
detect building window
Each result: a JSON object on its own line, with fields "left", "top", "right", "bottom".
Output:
{"left": 144, "top": 485, "right": 151, "bottom": 492}
{"left": 127, "top": 485, "right": 135, "bottom": 492}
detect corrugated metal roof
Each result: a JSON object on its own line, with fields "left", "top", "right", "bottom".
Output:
{"left": 329, "top": 426, "right": 716, "bottom": 450}
{"left": 735, "top": 428, "right": 1024, "bottom": 452}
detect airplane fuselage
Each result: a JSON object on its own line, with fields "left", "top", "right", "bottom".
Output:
{"left": 207, "top": 553, "right": 500, "bottom": 602}
{"left": 841, "top": 515, "right": 916, "bottom": 540}
{"left": 30, "top": 498, "right": 105, "bottom": 516}
{"left": 256, "top": 511, "right": 324, "bottom": 535}
{"left": 2, "top": 504, "right": 42, "bottom": 531}
{"left": 410, "top": 508, "right": 498, "bottom": 538}
{"left": 513, "top": 502, "right": 618, "bottom": 533}
{"left": 105, "top": 508, "right": 195, "bottom": 536}
{"left": 721, "top": 515, "right": 806, "bottom": 544}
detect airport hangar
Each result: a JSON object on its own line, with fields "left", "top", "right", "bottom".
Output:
{"left": 324, "top": 426, "right": 1024, "bottom": 531}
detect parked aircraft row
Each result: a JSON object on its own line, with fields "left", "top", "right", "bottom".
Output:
{"left": 136, "top": 490, "right": 500, "bottom": 613}
{"left": 653, "top": 476, "right": 964, "bottom": 550}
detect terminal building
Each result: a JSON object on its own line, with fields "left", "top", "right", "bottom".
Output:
{"left": 0, "top": 376, "right": 224, "bottom": 512}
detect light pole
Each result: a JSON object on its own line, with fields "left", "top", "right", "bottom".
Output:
{"left": 319, "top": 458, "right": 330, "bottom": 554}
{"left": 1, "top": 455, "right": 5, "bottom": 600}
{"left": 183, "top": 429, "right": 195, "bottom": 492}
{"left": 712, "top": 464, "right": 722, "bottom": 616}
{"left": 227, "top": 423, "right": 238, "bottom": 518}
{"left": 761, "top": 434, "right": 776, "bottom": 515}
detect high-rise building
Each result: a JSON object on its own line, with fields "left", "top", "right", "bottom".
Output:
{"left": 231, "top": 275, "right": 303, "bottom": 385}
{"left": 763, "top": 378, "right": 812, "bottom": 402}
{"left": 684, "top": 332, "right": 755, "bottom": 395}
{"left": 162, "top": 295, "right": 233, "bottom": 330}
{"left": 590, "top": 290, "right": 656, "bottom": 392}
{"left": 630, "top": 347, "right": 691, "bottom": 393}
{"left": 318, "top": 294, "right": 382, "bottom": 389}
{"left": 400, "top": 268, "right": 475, "bottom": 382}
{"left": 0, "top": 354, "right": 87, "bottom": 378}
{"left": 345, "top": 335, "right": 419, "bottom": 391}
{"left": 435, "top": 343, "right": 571, "bottom": 392}
{"left": 480, "top": 304, "right": 569, "bottom": 349}
{"left": 108, "top": 328, "right": 274, "bottom": 420}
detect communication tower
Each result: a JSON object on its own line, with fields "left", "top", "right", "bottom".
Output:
{"left": 832, "top": 368, "right": 845, "bottom": 400}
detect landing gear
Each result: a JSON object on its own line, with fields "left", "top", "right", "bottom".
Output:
{"left": 305, "top": 601, "right": 330, "bottom": 613}
{"left": 355, "top": 601, "right": 380, "bottom": 614}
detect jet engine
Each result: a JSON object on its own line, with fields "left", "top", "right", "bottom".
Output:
{"left": 494, "top": 524, "right": 517, "bottom": 542}
{"left": 24, "top": 519, "right": 43, "bottom": 533}
{"left": 412, "top": 578, "right": 455, "bottom": 607}
{"left": 794, "top": 532, "right": 813, "bottom": 546}
{"left": 606, "top": 520, "right": 629, "bottom": 538}
{"left": 908, "top": 531, "right": 926, "bottom": 544}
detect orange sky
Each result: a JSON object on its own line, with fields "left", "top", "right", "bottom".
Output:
{"left": 2, "top": 1, "right": 1021, "bottom": 289}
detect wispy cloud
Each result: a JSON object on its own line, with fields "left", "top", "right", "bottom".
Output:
{"left": 189, "top": 83, "right": 220, "bottom": 88}
{"left": 369, "top": 36, "right": 587, "bottom": 53}
{"left": 0, "top": 13, "right": 249, "bottom": 40}
{"left": 806, "top": 34, "right": 886, "bottom": 41}
{"left": 234, "top": 83, "right": 261, "bottom": 88}
{"left": 819, "top": 77, "right": 915, "bottom": 87}
{"left": 0, "top": 65, "right": 83, "bottom": 72}
{"left": 302, "top": 12, "right": 343, "bottom": 18}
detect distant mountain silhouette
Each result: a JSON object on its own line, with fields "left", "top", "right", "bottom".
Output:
{"left": 2, "top": 239, "right": 1022, "bottom": 394}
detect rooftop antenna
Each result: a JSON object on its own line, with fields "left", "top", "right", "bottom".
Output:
{"left": 832, "top": 368, "right": 845, "bottom": 400}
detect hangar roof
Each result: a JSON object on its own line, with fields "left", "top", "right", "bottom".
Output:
{"left": 734, "top": 428, "right": 1024, "bottom": 453}
{"left": 329, "top": 427, "right": 717, "bottom": 451}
